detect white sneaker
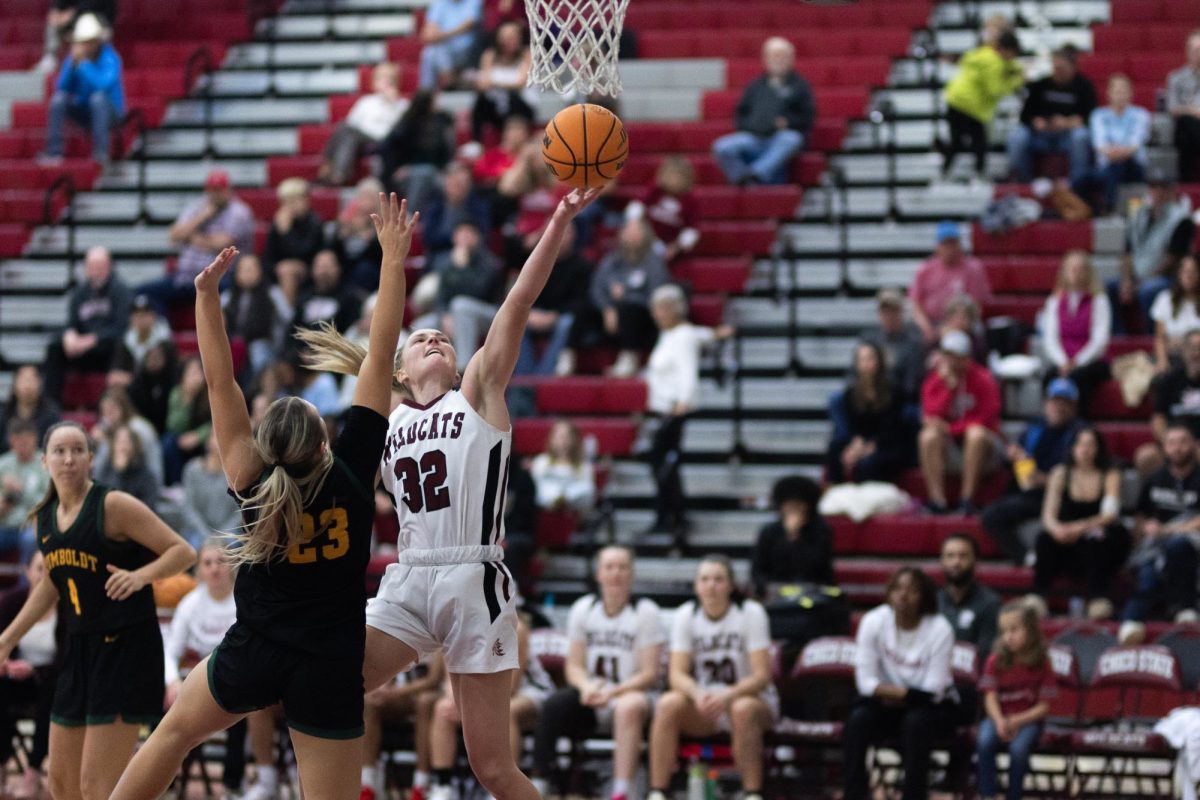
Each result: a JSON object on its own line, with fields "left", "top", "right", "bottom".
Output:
{"left": 35, "top": 53, "right": 58, "bottom": 73}
{"left": 1175, "top": 608, "right": 1200, "bottom": 624}
{"left": 241, "top": 783, "right": 277, "bottom": 800}
{"left": 1119, "top": 620, "right": 1147, "bottom": 646}
{"left": 645, "top": 792, "right": 668, "bottom": 800}
{"left": 607, "top": 350, "right": 639, "bottom": 378}
{"left": 427, "top": 786, "right": 457, "bottom": 800}
{"left": 554, "top": 348, "right": 576, "bottom": 377}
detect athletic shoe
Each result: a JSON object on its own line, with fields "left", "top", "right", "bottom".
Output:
{"left": 241, "top": 783, "right": 277, "bottom": 800}
{"left": 360, "top": 786, "right": 376, "bottom": 800}
{"left": 646, "top": 792, "right": 668, "bottom": 800}
{"left": 611, "top": 793, "right": 628, "bottom": 800}
{"left": 1175, "top": 608, "right": 1200, "bottom": 624}
{"left": 427, "top": 786, "right": 457, "bottom": 800}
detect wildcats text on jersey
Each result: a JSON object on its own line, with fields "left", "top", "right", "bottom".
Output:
{"left": 45, "top": 548, "right": 100, "bottom": 573}
{"left": 587, "top": 630, "right": 637, "bottom": 650}
{"left": 692, "top": 632, "right": 745, "bottom": 655}
{"left": 382, "top": 411, "right": 466, "bottom": 461}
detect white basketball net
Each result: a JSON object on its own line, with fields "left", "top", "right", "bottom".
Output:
{"left": 524, "top": 0, "right": 630, "bottom": 96}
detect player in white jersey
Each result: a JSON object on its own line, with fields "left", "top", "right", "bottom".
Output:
{"left": 530, "top": 546, "right": 665, "bottom": 800}
{"left": 647, "top": 556, "right": 777, "bottom": 800}
{"left": 361, "top": 188, "right": 598, "bottom": 800}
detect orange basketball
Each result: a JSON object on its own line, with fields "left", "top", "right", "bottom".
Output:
{"left": 541, "top": 103, "right": 628, "bottom": 190}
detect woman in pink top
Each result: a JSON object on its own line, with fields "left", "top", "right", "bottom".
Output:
{"left": 1039, "top": 250, "right": 1112, "bottom": 399}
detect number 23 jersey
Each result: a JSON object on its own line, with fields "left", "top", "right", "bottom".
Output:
{"left": 671, "top": 598, "right": 775, "bottom": 699}
{"left": 380, "top": 391, "right": 511, "bottom": 562}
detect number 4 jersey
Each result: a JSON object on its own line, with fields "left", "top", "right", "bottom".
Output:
{"left": 380, "top": 391, "right": 511, "bottom": 563}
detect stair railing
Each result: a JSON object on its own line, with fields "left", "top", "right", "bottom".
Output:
{"left": 41, "top": 173, "right": 78, "bottom": 284}
{"left": 184, "top": 46, "right": 217, "bottom": 158}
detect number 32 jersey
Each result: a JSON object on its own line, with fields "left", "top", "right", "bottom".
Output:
{"left": 671, "top": 599, "right": 775, "bottom": 697}
{"left": 381, "top": 391, "right": 511, "bottom": 563}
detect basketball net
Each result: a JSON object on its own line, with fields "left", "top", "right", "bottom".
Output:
{"left": 524, "top": 0, "right": 630, "bottom": 96}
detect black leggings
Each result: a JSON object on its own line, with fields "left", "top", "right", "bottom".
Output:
{"left": 943, "top": 107, "right": 988, "bottom": 177}
{"left": 842, "top": 698, "right": 959, "bottom": 800}
{"left": 1033, "top": 523, "right": 1132, "bottom": 599}
{"left": 1175, "top": 115, "right": 1200, "bottom": 184}
{"left": 649, "top": 414, "right": 688, "bottom": 533}
{"left": 531, "top": 687, "right": 598, "bottom": 788}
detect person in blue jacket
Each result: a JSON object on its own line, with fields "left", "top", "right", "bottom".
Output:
{"left": 41, "top": 13, "right": 124, "bottom": 165}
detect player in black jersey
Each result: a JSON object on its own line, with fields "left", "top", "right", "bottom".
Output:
{"left": 110, "top": 195, "right": 417, "bottom": 800}
{"left": 0, "top": 421, "right": 195, "bottom": 800}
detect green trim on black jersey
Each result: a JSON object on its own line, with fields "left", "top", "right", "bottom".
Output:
{"left": 333, "top": 457, "right": 372, "bottom": 504}
{"left": 286, "top": 718, "right": 364, "bottom": 740}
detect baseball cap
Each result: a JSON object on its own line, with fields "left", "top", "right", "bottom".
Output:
{"left": 1046, "top": 377, "right": 1079, "bottom": 403}
{"left": 876, "top": 288, "right": 904, "bottom": 309}
{"left": 71, "top": 13, "right": 105, "bottom": 43}
{"left": 204, "top": 169, "right": 231, "bottom": 190}
{"left": 939, "top": 329, "right": 971, "bottom": 356}
{"left": 935, "top": 220, "right": 961, "bottom": 244}
{"left": 131, "top": 293, "right": 155, "bottom": 312}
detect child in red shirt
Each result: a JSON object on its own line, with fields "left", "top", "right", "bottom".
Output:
{"left": 976, "top": 601, "right": 1055, "bottom": 800}
{"left": 625, "top": 156, "right": 700, "bottom": 262}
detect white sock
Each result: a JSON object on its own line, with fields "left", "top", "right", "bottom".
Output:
{"left": 413, "top": 770, "right": 430, "bottom": 788}
{"left": 361, "top": 766, "right": 377, "bottom": 789}
{"left": 256, "top": 765, "right": 279, "bottom": 792}
{"left": 530, "top": 777, "right": 549, "bottom": 795}
{"left": 611, "top": 778, "right": 631, "bottom": 797}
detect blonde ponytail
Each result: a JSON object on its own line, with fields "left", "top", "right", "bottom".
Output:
{"left": 294, "top": 321, "right": 405, "bottom": 391}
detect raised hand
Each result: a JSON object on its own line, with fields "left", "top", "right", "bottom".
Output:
{"left": 554, "top": 188, "right": 601, "bottom": 220}
{"left": 370, "top": 192, "right": 419, "bottom": 262}
{"left": 194, "top": 246, "right": 239, "bottom": 294}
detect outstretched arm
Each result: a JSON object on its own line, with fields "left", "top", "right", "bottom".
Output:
{"left": 194, "top": 247, "right": 261, "bottom": 490}
{"left": 462, "top": 188, "right": 599, "bottom": 428}
{"left": 353, "top": 193, "right": 418, "bottom": 417}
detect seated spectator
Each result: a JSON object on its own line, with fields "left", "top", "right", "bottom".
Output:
{"left": 92, "top": 386, "right": 163, "bottom": 484}
{"left": 270, "top": 258, "right": 308, "bottom": 348}
{"left": 1167, "top": 30, "right": 1200, "bottom": 184}
{"left": 827, "top": 341, "right": 913, "bottom": 484}
{"left": 1145, "top": 330, "right": 1200, "bottom": 476}
{"left": 426, "top": 222, "right": 502, "bottom": 362}
{"left": 530, "top": 419, "right": 595, "bottom": 514}
{"left": 843, "top": 567, "right": 957, "bottom": 800}
{"left": 155, "top": 169, "right": 255, "bottom": 313}
{"left": 711, "top": 37, "right": 814, "bottom": 186}
{"left": 919, "top": 330, "right": 1002, "bottom": 514}
{"left": 496, "top": 142, "right": 570, "bottom": 268}
{"left": 937, "top": 533, "right": 1000, "bottom": 652}
{"left": 530, "top": 546, "right": 665, "bottom": 800}
{"left": 625, "top": 156, "right": 700, "bottom": 262}
{"left": 329, "top": 178, "right": 386, "bottom": 292}
{"left": 128, "top": 341, "right": 176, "bottom": 433}
{"left": 1038, "top": 250, "right": 1112, "bottom": 399}
{"left": 43, "top": 245, "right": 131, "bottom": 403}
{"left": 318, "top": 63, "right": 408, "bottom": 187}
{"left": 0, "top": 552, "right": 59, "bottom": 798}
{"left": 940, "top": 30, "right": 1023, "bottom": 180}
{"left": 750, "top": 475, "right": 834, "bottom": 598}
{"left": 646, "top": 556, "right": 776, "bottom": 800}
{"left": 472, "top": 115, "right": 530, "bottom": 188}
{"left": 1107, "top": 170, "right": 1194, "bottom": 334}
{"left": 908, "top": 222, "right": 992, "bottom": 345}
{"left": 161, "top": 357, "right": 211, "bottom": 485}
{"left": 94, "top": 424, "right": 160, "bottom": 508}
{"left": 275, "top": 351, "right": 341, "bottom": 418}
{"left": 641, "top": 286, "right": 733, "bottom": 543}
{"left": 40, "top": 13, "right": 123, "bottom": 165}
{"left": 379, "top": 90, "right": 456, "bottom": 213}
{"left": 1006, "top": 44, "right": 1096, "bottom": 184}
{"left": 180, "top": 437, "right": 240, "bottom": 549}
{"left": 1151, "top": 254, "right": 1200, "bottom": 373}
{"left": 515, "top": 221, "right": 591, "bottom": 376}
{"left": 1076, "top": 74, "right": 1150, "bottom": 215}
{"left": 0, "top": 421, "right": 49, "bottom": 560}
{"left": 471, "top": 21, "right": 534, "bottom": 142}
{"left": 108, "top": 293, "right": 173, "bottom": 387}
{"left": 417, "top": 0, "right": 483, "bottom": 90}
{"left": 1121, "top": 424, "right": 1200, "bottom": 637}
{"left": 1033, "top": 426, "right": 1130, "bottom": 620}
{"left": 293, "top": 249, "right": 363, "bottom": 334}
{"left": 976, "top": 601, "right": 1054, "bottom": 800}
{"left": 580, "top": 218, "right": 671, "bottom": 378}
{"left": 39, "top": 0, "right": 117, "bottom": 72}
{"left": 360, "top": 653, "right": 444, "bottom": 800}
{"left": 421, "top": 163, "right": 491, "bottom": 258}
{"left": 219, "top": 253, "right": 277, "bottom": 379}
{"left": 938, "top": 294, "right": 988, "bottom": 364}
{"left": 862, "top": 288, "right": 926, "bottom": 400}
{"left": 263, "top": 178, "right": 326, "bottom": 272}
{"left": 0, "top": 366, "right": 61, "bottom": 455}
{"left": 981, "top": 379, "right": 1083, "bottom": 564}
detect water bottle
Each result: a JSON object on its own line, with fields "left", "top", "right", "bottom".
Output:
{"left": 686, "top": 759, "right": 706, "bottom": 800}
{"left": 704, "top": 768, "right": 720, "bottom": 800}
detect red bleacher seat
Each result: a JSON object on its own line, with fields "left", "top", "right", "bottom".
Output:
{"left": 828, "top": 514, "right": 1002, "bottom": 559}
{"left": 535, "top": 509, "right": 578, "bottom": 549}
{"left": 513, "top": 418, "right": 638, "bottom": 457}
{"left": 671, "top": 257, "right": 753, "bottom": 293}
{"left": 1086, "top": 379, "right": 1152, "bottom": 421}
{"left": 983, "top": 256, "right": 1059, "bottom": 294}
{"left": 971, "top": 222, "right": 1091, "bottom": 256}
{"left": 172, "top": 332, "right": 248, "bottom": 376}
{"left": 62, "top": 372, "right": 108, "bottom": 410}
{"left": 534, "top": 377, "right": 646, "bottom": 415}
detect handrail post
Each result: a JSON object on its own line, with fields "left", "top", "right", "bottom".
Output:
{"left": 41, "top": 174, "right": 78, "bottom": 285}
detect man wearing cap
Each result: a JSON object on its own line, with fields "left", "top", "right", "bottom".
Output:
{"left": 1138, "top": 329, "right": 1200, "bottom": 477}
{"left": 43, "top": 245, "right": 132, "bottom": 402}
{"left": 909, "top": 221, "right": 992, "bottom": 345}
{"left": 40, "top": 12, "right": 124, "bottom": 165}
{"left": 1006, "top": 44, "right": 1097, "bottom": 184}
{"left": 1107, "top": 171, "right": 1195, "bottom": 334}
{"left": 863, "top": 288, "right": 927, "bottom": 399}
{"left": 108, "top": 293, "right": 174, "bottom": 387}
{"left": 142, "top": 169, "right": 255, "bottom": 312}
{"left": 981, "top": 378, "right": 1084, "bottom": 563}
{"left": 1166, "top": 30, "right": 1200, "bottom": 184}
{"left": 919, "top": 330, "right": 1002, "bottom": 514}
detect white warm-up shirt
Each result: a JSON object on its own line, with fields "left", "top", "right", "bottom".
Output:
{"left": 854, "top": 604, "right": 955, "bottom": 701}
{"left": 163, "top": 587, "right": 237, "bottom": 684}
{"left": 566, "top": 594, "right": 666, "bottom": 686}
{"left": 645, "top": 323, "right": 715, "bottom": 414}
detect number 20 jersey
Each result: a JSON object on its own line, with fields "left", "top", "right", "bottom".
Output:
{"left": 380, "top": 391, "right": 511, "bottom": 563}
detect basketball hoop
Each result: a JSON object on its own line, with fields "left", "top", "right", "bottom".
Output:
{"left": 524, "top": 0, "right": 630, "bottom": 97}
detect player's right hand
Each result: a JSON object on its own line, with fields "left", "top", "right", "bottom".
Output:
{"left": 371, "top": 193, "right": 419, "bottom": 264}
{"left": 194, "top": 246, "right": 239, "bottom": 294}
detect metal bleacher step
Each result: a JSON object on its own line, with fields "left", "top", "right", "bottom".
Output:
{"left": 797, "top": 183, "right": 994, "bottom": 220}
{"left": 609, "top": 509, "right": 775, "bottom": 547}
{"left": 930, "top": 0, "right": 1110, "bottom": 29}
{"left": 97, "top": 159, "right": 268, "bottom": 190}
{"left": 203, "top": 69, "right": 362, "bottom": 99}
{"left": 283, "top": 0, "right": 427, "bottom": 12}
{"left": 694, "top": 376, "right": 842, "bottom": 413}
{"left": 141, "top": 127, "right": 298, "bottom": 159}
{"left": 830, "top": 151, "right": 1012, "bottom": 184}
{"left": 730, "top": 335, "right": 858, "bottom": 371}
{"left": 163, "top": 98, "right": 330, "bottom": 128}
{"left": 933, "top": 26, "right": 1093, "bottom": 56}
{"left": 254, "top": 12, "right": 415, "bottom": 40}
{"left": 779, "top": 220, "right": 968, "bottom": 256}
{"left": 0, "top": 332, "right": 50, "bottom": 362}
{"left": 224, "top": 40, "right": 388, "bottom": 69}
{"left": 606, "top": 460, "right": 823, "bottom": 500}
{"left": 0, "top": 258, "right": 165, "bottom": 290}
{"left": 25, "top": 224, "right": 174, "bottom": 258}
{"left": 0, "top": 295, "right": 68, "bottom": 329}
{"left": 727, "top": 296, "right": 877, "bottom": 331}
{"left": 685, "top": 419, "right": 833, "bottom": 456}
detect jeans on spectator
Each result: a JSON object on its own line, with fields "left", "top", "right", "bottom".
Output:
{"left": 648, "top": 414, "right": 688, "bottom": 536}
{"left": 47, "top": 90, "right": 117, "bottom": 160}
{"left": 1105, "top": 274, "right": 1171, "bottom": 335}
{"left": 1122, "top": 534, "right": 1200, "bottom": 621}
{"left": 712, "top": 129, "right": 804, "bottom": 185}
{"left": 418, "top": 35, "right": 476, "bottom": 89}
{"left": 448, "top": 295, "right": 498, "bottom": 364}
{"left": 43, "top": 336, "right": 116, "bottom": 403}
{"left": 322, "top": 124, "right": 372, "bottom": 186}
{"left": 161, "top": 432, "right": 203, "bottom": 486}
{"left": 1175, "top": 116, "right": 1200, "bottom": 184}
{"left": 388, "top": 163, "right": 442, "bottom": 219}
{"left": 981, "top": 488, "right": 1045, "bottom": 565}
{"left": 977, "top": 717, "right": 1043, "bottom": 800}
{"left": 1076, "top": 159, "right": 1145, "bottom": 215}
{"left": 1006, "top": 125, "right": 1092, "bottom": 183}
{"left": 842, "top": 698, "right": 959, "bottom": 800}
{"left": 515, "top": 312, "right": 575, "bottom": 376}
{"left": 531, "top": 687, "right": 598, "bottom": 791}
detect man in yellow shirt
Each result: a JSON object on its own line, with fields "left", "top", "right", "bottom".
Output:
{"left": 940, "top": 31, "right": 1024, "bottom": 180}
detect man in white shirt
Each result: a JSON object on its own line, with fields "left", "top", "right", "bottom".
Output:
{"left": 319, "top": 62, "right": 409, "bottom": 186}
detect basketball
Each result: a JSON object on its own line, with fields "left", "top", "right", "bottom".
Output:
{"left": 541, "top": 103, "right": 629, "bottom": 190}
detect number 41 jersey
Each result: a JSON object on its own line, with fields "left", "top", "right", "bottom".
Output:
{"left": 381, "top": 391, "right": 511, "bottom": 562}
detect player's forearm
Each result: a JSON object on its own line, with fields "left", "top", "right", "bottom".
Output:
{"left": 195, "top": 285, "right": 236, "bottom": 389}
{"left": 366, "top": 249, "right": 408, "bottom": 368}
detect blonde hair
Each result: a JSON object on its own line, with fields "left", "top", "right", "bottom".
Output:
{"left": 293, "top": 321, "right": 405, "bottom": 393}
{"left": 229, "top": 396, "right": 334, "bottom": 566}
{"left": 276, "top": 177, "right": 309, "bottom": 202}
{"left": 1055, "top": 249, "right": 1101, "bottom": 295}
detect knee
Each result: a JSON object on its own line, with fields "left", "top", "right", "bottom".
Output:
{"left": 49, "top": 92, "right": 69, "bottom": 109}
{"left": 612, "top": 693, "right": 647, "bottom": 728}
{"left": 728, "top": 698, "right": 762, "bottom": 732}
{"left": 466, "top": 752, "right": 509, "bottom": 793}
{"left": 433, "top": 696, "right": 459, "bottom": 725}
{"left": 774, "top": 129, "right": 803, "bottom": 149}
{"left": 918, "top": 425, "right": 944, "bottom": 448}
{"left": 47, "top": 770, "right": 73, "bottom": 800}
{"left": 963, "top": 424, "right": 989, "bottom": 446}
{"left": 87, "top": 91, "right": 107, "bottom": 109}
{"left": 1070, "top": 127, "right": 1091, "bottom": 145}
{"left": 654, "top": 691, "right": 688, "bottom": 725}
{"left": 712, "top": 134, "right": 740, "bottom": 156}
{"left": 1008, "top": 126, "right": 1031, "bottom": 148}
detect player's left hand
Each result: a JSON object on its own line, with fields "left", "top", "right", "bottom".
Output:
{"left": 555, "top": 188, "right": 601, "bottom": 219}
{"left": 105, "top": 565, "right": 148, "bottom": 600}
{"left": 194, "top": 247, "right": 238, "bottom": 294}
